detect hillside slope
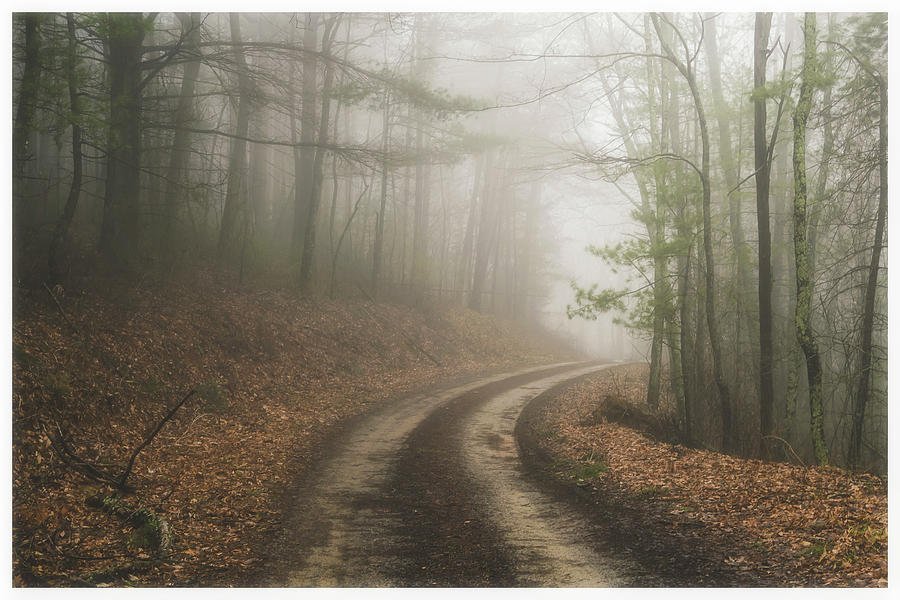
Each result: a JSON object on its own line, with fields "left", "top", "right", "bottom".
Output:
{"left": 12, "top": 271, "right": 574, "bottom": 586}
{"left": 524, "top": 365, "right": 887, "bottom": 587}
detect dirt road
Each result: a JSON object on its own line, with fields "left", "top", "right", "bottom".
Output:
{"left": 259, "top": 363, "right": 658, "bottom": 587}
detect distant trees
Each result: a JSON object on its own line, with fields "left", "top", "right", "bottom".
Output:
{"left": 12, "top": 11, "right": 555, "bottom": 319}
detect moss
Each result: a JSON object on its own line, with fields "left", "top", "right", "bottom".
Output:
{"left": 636, "top": 484, "right": 670, "bottom": 499}
{"left": 570, "top": 459, "right": 609, "bottom": 481}
{"left": 197, "top": 380, "right": 228, "bottom": 413}
{"left": 88, "top": 494, "right": 165, "bottom": 550}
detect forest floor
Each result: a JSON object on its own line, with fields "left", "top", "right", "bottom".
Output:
{"left": 530, "top": 364, "right": 888, "bottom": 587}
{"left": 12, "top": 267, "right": 573, "bottom": 587}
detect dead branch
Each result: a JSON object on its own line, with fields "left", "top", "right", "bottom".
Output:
{"left": 117, "top": 389, "right": 196, "bottom": 491}
{"left": 42, "top": 282, "right": 79, "bottom": 335}
{"left": 354, "top": 286, "right": 442, "bottom": 366}
{"left": 762, "top": 435, "right": 806, "bottom": 467}
{"left": 42, "top": 421, "right": 119, "bottom": 487}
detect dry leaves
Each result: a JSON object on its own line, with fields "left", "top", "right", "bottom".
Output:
{"left": 13, "top": 269, "right": 570, "bottom": 587}
{"left": 539, "top": 365, "right": 887, "bottom": 587}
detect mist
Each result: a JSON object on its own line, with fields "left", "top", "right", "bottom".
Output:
{"left": 13, "top": 11, "right": 887, "bottom": 469}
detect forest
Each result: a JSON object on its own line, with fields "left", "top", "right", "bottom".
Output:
{"left": 11, "top": 11, "right": 888, "bottom": 587}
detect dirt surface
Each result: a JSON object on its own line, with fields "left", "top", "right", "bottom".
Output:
{"left": 257, "top": 362, "right": 657, "bottom": 587}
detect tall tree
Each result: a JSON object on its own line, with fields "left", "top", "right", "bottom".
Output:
{"left": 48, "top": 13, "right": 84, "bottom": 285}
{"left": 844, "top": 20, "right": 888, "bottom": 468}
{"left": 13, "top": 14, "right": 41, "bottom": 209}
{"left": 651, "top": 13, "right": 734, "bottom": 452}
{"left": 217, "top": 13, "right": 252, "bottom": 264}
{"left": 705, "top": 14, "right": 755, "bottom": 352}
{"left": 99, "top": 13, "right": 148, "bottom": 264}
{"left": 163, "top": 12, "right": 202, "bottom": 254}
{"left": 753, "top": 12, "right": 776, "bottom": 456}
{"left": 371, "top": 87, "right": 391, "bottom": 297}
{"left": 292, "top": 13, "right": 319, "bottom": 257}
{"left": 792, "top": 13, "right": 828, "bottom": 466}
{"left": 298, "top": 16, "right": 340, "bottom": 290}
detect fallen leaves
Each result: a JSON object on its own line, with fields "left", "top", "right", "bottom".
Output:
{"left": 13, "top": 269, "right": 571, "bottom": 587}
{"left": 538, "top": 365, "right": 887, "bottom": 587}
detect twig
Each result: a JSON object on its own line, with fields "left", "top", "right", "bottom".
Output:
{"left": 42, "top": 282, "right": 79, "bottom": 335}
{"left": 46, "top": 533, "right": 131, "bottom": 561}
{"left": 763, "top": 435, "right": 806, "bottom": 466}
{"left": 117, "top": 389, "right": 197, "bottom": 490}
{"left": 354, "top": 285, "right": 442, "bottom": 366}
{"left": 42, "top": 421, "right": 118, "bottom": 486}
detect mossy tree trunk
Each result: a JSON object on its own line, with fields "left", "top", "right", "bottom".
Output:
{"left": 651, "top": 13, "right": 734, "bottom": 453}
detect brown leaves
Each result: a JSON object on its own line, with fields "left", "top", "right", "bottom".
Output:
{"left": 540, "top": 366, "right": 887, "bottom": 587}
{"left": 13, "top": 270, "right": 567, "bottom": 587}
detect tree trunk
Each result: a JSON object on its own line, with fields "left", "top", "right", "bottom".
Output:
{"left": 13, "top": 13, "right": 41, "bottom": 245}
{"left": 469, "top": 150, "right": 498, "bottom": 312}
{"left": 651, "top": 13, "right": 734, "bottom": 453}
{"left": 455, "top": 153, "right": 483, "bottom": 300}
{"left": 163, "top": 12, "right": 202, "bottom": 254}
{"left": 850, "top": 73, "right": 887, "bottom": 469}
{"left": 99, "top": 13, "right": 146, "bottom": 264}
{"left": 753, "top": 12, "right": 776, "bottom": 457}
{"left": 47, "top": 13, "right": 82, "bottom": 285}
{"left": 371, "top": 89, "right": 391, "bottom": 297}
{"left": 298, "top": 17, "right": 339, "bottom": 290}
{"left": 792, "top": 13, "right": 828, "bottom": 467}
{"left": 217, "top": 13, "right": 251, "bottom": 265}
{"left": 292, "top": 13, "right": 319, "bottom": 256}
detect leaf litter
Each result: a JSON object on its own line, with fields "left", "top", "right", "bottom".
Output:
{"left": 12, "top": 269, "right": 571, "bottom": 587}
{"left": 536, "top": 364, "right": 887, "bottom": 587}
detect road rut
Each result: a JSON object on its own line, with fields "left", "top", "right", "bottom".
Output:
{"left": 262, "top": 362, "right": 653, "bottom": 587}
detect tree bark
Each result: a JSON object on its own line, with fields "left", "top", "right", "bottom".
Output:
{"left": 455, "top": 153, "right": 483, "bottom": 300}
{"left": 163, "top": 12, "right": 202, "bottom": 254}
{"left": 469, "top": 150, "right": 498, "bottom": 312}
{"left": 13, "top": 13, "right": 41, "bottom": 163}
{"left": 298, "top": 17, "right": 339, "bottom": 290}
{"left": 217, "top": 13, "right": 252, "bottom": 265}
{"left": 292, "top": 13, "right": 319, "bottom": 256}
{"left": 850, "top": 68, "right": 887, "bottom": 469}
{"left": 99, "top": 13, "right": 147, "bottom": 264}
{"left": 792, "top": 13, "right": 828, "bottom": 467}
{"left": 651, "top": 13, "right": 734, "bottom": 452}
{"left": 48, "top": 13, "right": 83, "bottom": 285}
{"left": 371, "top": 89, "right": 391, "bottom": 297}
{"left": 753, "top": 12, "right": 776, "bottom": 457}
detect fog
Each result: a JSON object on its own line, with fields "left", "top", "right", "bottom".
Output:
{"left": 13, "top": 12, "right": 888, "bottom": 467}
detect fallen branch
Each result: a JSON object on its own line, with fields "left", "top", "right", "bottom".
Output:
{"left": 42, "top": 421, "right": 119, "bottom": 487}
{"left": 117, "top": 389, "right": 196, "bottom": 491}
{"left": 42, "top": 282, "right": 79, "bottom": 335}
{"left": 762, "top": 435, "right": 806, "bottom": 467}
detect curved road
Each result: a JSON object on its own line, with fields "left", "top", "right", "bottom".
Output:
{"left": 260, "top": 362, "right": 657, "bottom": 587}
